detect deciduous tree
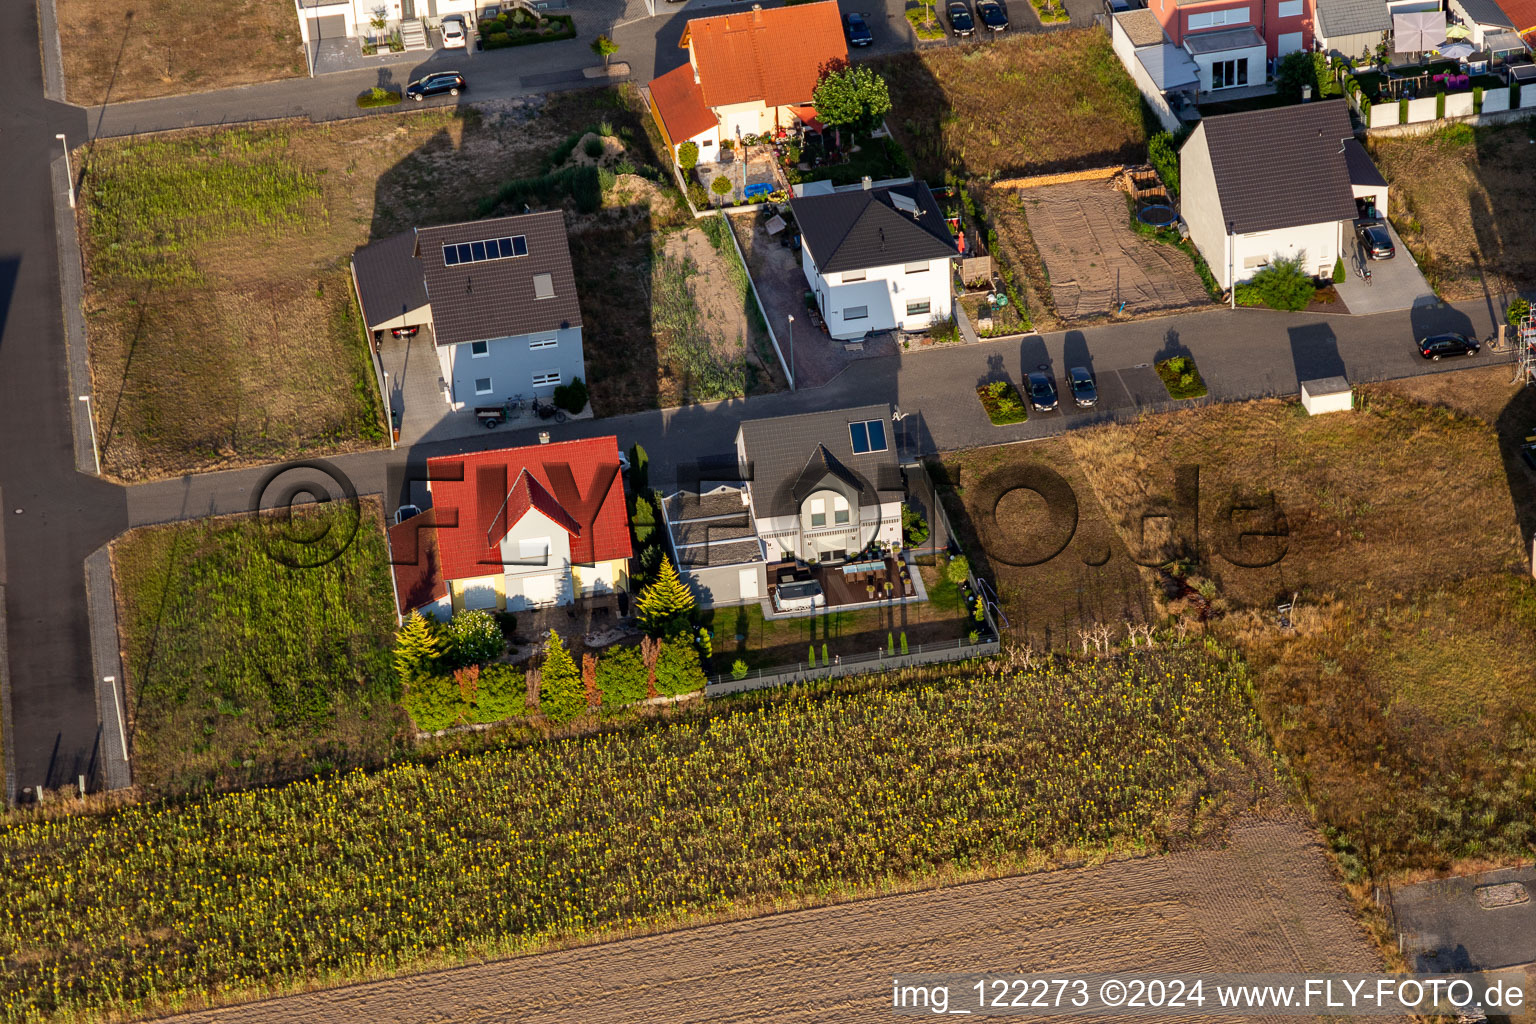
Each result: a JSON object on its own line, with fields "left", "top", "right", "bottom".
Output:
{"left": 812, "top": 63, "right": 892, "bottom": 137}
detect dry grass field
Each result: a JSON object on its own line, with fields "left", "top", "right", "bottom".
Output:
{"left": 79, "top": 89, "right": 737, "bottom": 479}
{"left": 879, "top": 30, "right": 1150, "bottom": 182}
{"left": 938, "top": 370, "right": 1536, "bottom": 873}
{"left": 57, "top": 0, "right": 304, "bottom": 104}
{"left": 1368, "top": 122, "right": 1536, "bottom": 301}
{"left": 152, "top": 815, "right": 1393, "bottom": 1024}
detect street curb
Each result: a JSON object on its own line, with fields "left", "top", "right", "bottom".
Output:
{"left": 0, "top": 484, "right": 16, "bottom": 805}
{"left": 50, "top": 153, "right": 98, "bottom": 477}
{"left": 84, "top": 545, "right": 131, "bottom": 791}
{"left": 37, "top": 0, "right": 66, "bottom": 102}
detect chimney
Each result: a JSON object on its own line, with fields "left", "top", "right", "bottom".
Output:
{"left": 862, "top": 175, "right": 873, "bottom": 190}
{"left": 539, "top": 431, "right": 551, "bottom": 444}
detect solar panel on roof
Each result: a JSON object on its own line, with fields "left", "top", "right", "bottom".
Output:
{"left": 441, "top": 234, "right": 529, "bottom": 268}
{"left": 890, "top": 193, "right": 920, "bottom": 215}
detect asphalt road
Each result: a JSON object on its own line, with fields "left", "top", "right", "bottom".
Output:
{"left": 0, "top": 4, "right": 127, "bottom": 799}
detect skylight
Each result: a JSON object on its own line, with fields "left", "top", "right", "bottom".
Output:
{"left": 849, "top": 419, "right": 888, "bottom": 454}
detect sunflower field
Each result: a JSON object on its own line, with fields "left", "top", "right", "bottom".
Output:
{"left": 0, "top": 643, "right": 1272, "bottom": 1021}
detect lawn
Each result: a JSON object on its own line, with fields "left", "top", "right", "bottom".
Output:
{"left": 56, "top": 0, "right": 304, "bottom": 104}
{"left": 78, "top": 89, "right": 706, "bottom": 479}
{"left": 703, "top": 563, "right": 974, "bottom": 672}
{"left": 0, "top": 643, "right": 1275, "bottom": 1022}
{"left": 879, "top": 29, "right": 1150, "bottom": 181}
{"left": 111, "top": 500, "right": 403, "bottom": 797}
{"left": 1367, "top": 121, "right": 1536, "bottom": 300}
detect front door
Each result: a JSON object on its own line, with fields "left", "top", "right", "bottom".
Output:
{"left": 402, "top": 0, "right": 415, "bottom": 18}
{"left": 523, "top": 574, "right": 557, "bottom": 607}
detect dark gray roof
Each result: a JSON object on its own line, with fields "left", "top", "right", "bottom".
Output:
{"left": 737, "top": 404, "right": 903, "bottom": 519}
{"left": 1341, "top": 139, "right": 1387, "bottom": 188}
{"left": 789, "top": 182, "right": 959, "bottom": 275}
{"left": 416, "top": 211, "right": 582, "bottom": 348}
{"left": 1187, "top": 100, "right": 1360, "bottom": 235}
{"left": 1453, "top": 0, "right": 1514, "bottom": 27}
{"left": 352, "top": 230, "right": 427, "bottom": 330}
{"left": 1315, "top": 0, "right": 1390, "bottom": 39}
{"left": 1182, "top": 25, "right": 1264, "bottom": 53}
{"left": 664, "top": 487, "right": 751, "bottom": 523}
{"left": 669, "top": 516, "right": 758, "bottom": 548}
{"left": 676, "top": 539, "right": 764, "bottom": 568}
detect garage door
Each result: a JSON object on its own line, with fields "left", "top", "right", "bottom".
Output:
{"left": 307, "top": 14, "right": 347, "bottom": 41}
{"left": 1276, "top": 31, "right": 1304, "bottom": 56}
{"left": 523, "top": 574, "right": 557, "bottom": 607}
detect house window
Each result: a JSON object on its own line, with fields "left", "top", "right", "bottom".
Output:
{"left": 841, "top": 270, "right": 866, "bottom": 283}
{"left": 848, "top": 419, "right": 888, "bottom": 454}
{"left": 474, "top": 376, "right": 493, "bottom": 395}
{"left": 905, "top": 300, "right": 931, "bottom": 317}
{"left": 1187, "top": 6, "right": 1248, "bottom": 29}
{"left": 532, "top": 371, "right": 560, "bottom": 388}
{"left": 833, "top": 494, "right": 850, "bottom": 525}
{"left": 904, "top": 261, "right": 929, "bottom": 274}
{"left": 810, "top": 497, "right": 826, "bottom": 528}
{"left": 1243, "top": 254, "right": 1270, "bottom": 269}
{"left": 843, "top": 305, "right": 869, "bottom": 321}
{"left": 1277, "top": 0, "right": 1302, "bottom": 15}
{"left": 1211, "top": 58, "right": 1249, "bottom": 89}
{"left": 529, "top": 334, "right": 558, "bottom": 350}
{"left": 470, "top": 340, "right": 489, "bottom": 358}
{"left": 518, "top": 537, "right": 550, "bottom": 564}
{"left": 700, "top": 139, "right": 714, "bottom": 147}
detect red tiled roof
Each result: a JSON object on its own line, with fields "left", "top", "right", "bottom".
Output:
{"left": 388, "top": 508, "right": 449, "bottom": 617}
{"left": 650, "top": 64, "right": 717, "bottom": 144}
{"left": 682, "top": 1, "right": 848, "bottom": 109}
{"left": 424, "top": 437, "right": 631, "bottom": 583}
{"left": 1501, "top": 0, "right": 1536, "bottom": 34}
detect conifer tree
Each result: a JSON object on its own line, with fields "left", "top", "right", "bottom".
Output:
{"left": 393, "top": 612, "right": 440, "bottom": 681}
{"left": 539, "top": 630, "right": 586, "bottom": 724}
{"left": 635, "top": 556, "right": 696, "bottom": 636}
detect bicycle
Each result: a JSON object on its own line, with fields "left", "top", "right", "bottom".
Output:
{"left": 531, "top": 396, "right": 567, "bottom": 424}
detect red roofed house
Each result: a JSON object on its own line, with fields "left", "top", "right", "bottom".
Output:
{"left": 388, "top": 437, "right": 632, "bottom": 620}
{"left": 646, "top": 0, "right": 848, "bottom": 163}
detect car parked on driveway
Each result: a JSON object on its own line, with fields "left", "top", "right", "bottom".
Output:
{"left": 846, "top": 11, "right": 873, "bottom": 46}
{"left": 1104, "top": 0, "right": 1140, "bottom": 13}
{"left": 406, "top": 71, "right": 466, "bottom": 101}
{"left": 1026, "top": 371, "right": 1058, "bottom": 411}
{"left": 976, "top": 0, "right": 1009, "bottom": 30}
{"left": 1356, "top": 221, "right": 1394, "bottom": 260}
{"left": 441, "top": 15, "right": 468, "bottom": 48}
{"left": 947, "top": 0, "right": 975, "bottom": 34}
{"left": 1418, "top": 332, "right": 1479, "bottom": 360}
{"left": 1068, "top": 366, "right": 1097, "bottom": 407}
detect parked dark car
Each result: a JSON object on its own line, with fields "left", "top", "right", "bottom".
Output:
{"left": 1522, "top": 442, "right": 1536, "bottom": 473}
{"left": 1418, "top": 332, "right": 1479, "bottom": 360}
{"left": 1026, "top": 371, "right": 1058, "bottom": 412}
{"left": 1068, "top": 366, "right": 1098, "bottom": 407}
{"left": 406, "top": 72, "right": 467, "bottom": 101}
{"left": 947, "top": 0, "right": 975, "bottom": 34}
{"left": 1103, "top": 0, "right": 1137, "bottom": 13}
{"left": 1356, "top": 221, "right": 1395, "bottom": 260}
{"left": 845, "top": 11, "right": 873, "bottom": 46}
{"left": 976, "top": 0, "right": 1009, "bottom": 30}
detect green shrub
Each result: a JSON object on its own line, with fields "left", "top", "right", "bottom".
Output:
{"left": 1399, "top": 97, "right": 1408, "bottom": 122}
{"left": 570, "top": 166, "right": 601, "bottom": 214}
{"left": 595, "top": 645, "right": 648, "bottom": 709}
{"left": 597, "top": 167, "right": 616, "bottom": 193}
{"left": 1508, "top": 297, "right": 1531, "bottom": 326}
{"left": 731, "top": 658, "right": 749, "bottom": 680}
{"left": 552, "top": 375, "right": 588, "bottom": 414}
{"left": 710, "top": 174, "right": 733, "bottom": 203}
{"left": 631, "top": 496, "right": 655, "bottom": 545}
{"left": 686, "top": 180, "right": 708, "bottom": 209}
{"left": 629, "top": 443, "right": 649, "bottom": 494}
{"left": 356, "top": 86, "right": 401, "bottom": 108}
{"left": 976, "top": 380, "right": 1027, "bottom": 425}
{"left": 584, "top": 136, "right": 605, "bottom": 159}
{"left": 470, "top": 664, "right": 526, "bottom": 723}
{"left": 1332, "top": 257, "right": 1345, "bottom": 284}
{"left": 901, "top": 503, "right": 929, "bottom": 547}
{"left": 1473, "top": 86, "right": 1483, "bottom": 114}
{"left": 402, "top": 674, "right": 462, "bottom": 732}
{"left": 654, "top": 640, "right": 706, "bottom": 696}
{"left": 677, "top": 141, "right": 699, "bottom": 171}
{"left": 1148, "top": 132, "right": 1180, "bottom": 195}
{"left": 539, "top": 631, "right": 587, "bottom": 723}
{"left": 1233, "top": 255, "right": 1315, "bottom": 311}
{"left": 442, "top": 609, "right": 505, "bottom": 668}
{"left": 1436, "top": 91, "right": 1446, "bottom": 119}
{"left": 945, "top": 554, "right": 970, "bottom": 586}
{"left": 1154, "top": 356, "right": 1208, "bottom": 399}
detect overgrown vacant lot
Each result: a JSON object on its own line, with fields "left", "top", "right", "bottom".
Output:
{"left": 58, "top": 0, "right": 304, "bottom": 104}
{"left": 940, "top": 373, "right": 1536, "bottom": 872}
{"left": 0, "top": 646, "right": 1275, "bottom": 1022}
{"left": 112, "top": 501, "right": 402, "bottom": 797}
{"left": 1368, "top": 122, "right": 1536, "bottom": 301}
{"left": 879, "top": 30, "right": 1150, "bottom": 181}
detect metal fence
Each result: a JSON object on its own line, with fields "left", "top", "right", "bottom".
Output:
{"left": 704, "top": 634, "right": 1001, "bottom": 698}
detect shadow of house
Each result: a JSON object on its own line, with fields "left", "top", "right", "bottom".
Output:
{"left": 1285, "top": 323, "right": 1346, "bottom": 383}
{"left": 1493, "top": 382, "right": 1536, "bottom": 561}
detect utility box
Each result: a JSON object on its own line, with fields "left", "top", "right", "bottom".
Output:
{"left": 1300, "top": 376, "right": 1352, "bottom": 415}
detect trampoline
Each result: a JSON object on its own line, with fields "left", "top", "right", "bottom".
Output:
{"left": 1137, "top": 204, "right": 1177, "bottom": 228}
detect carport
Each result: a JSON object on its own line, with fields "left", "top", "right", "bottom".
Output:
{"left": 1342, "top": 138, "right": 1388, "bottom": 220}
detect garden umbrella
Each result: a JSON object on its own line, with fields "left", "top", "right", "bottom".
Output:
{"left": 1394, "top": 11, "right": 1447, "bottom": 56}
{"left": 1439, "top": 41, "right": 1475, "bottom": 59}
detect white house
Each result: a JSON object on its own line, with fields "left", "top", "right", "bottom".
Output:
{"left": 646, "top": 1, "right": 848, "bottom": 162}
{"left": 1179, "top": 100, "right": 1365, "bottom": 290}
{"left": 388, "top": 437, "right": 633, "bottom": 620}
{"left": 351, "top": 210, "right": 586, "bottom": 410}
{"left": 789, "top": 180, "right": 960, "bottom": 341}
{"left": 1111, "top": 9, "right": 1202, "bottom": 133}
{"left": 297, "top": 0, "right": 482, "bottom": 44}
{"left": 1314, "top": 0, "right": 1391, "bottom": 57}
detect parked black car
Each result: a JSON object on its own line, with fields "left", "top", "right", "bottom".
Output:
{"left": 406, "top": 72, "right": 467, "bottom": 101}
{"left": 1418, "top": 332, "right": 1479, "bottom": 360}
{"left": 1356, "top": 221, "right": 1395, "bottom": 260}
{"left": 1068, "top": 366, "right": 1098, "bottom": 407}
{"left": 1026, "top": 371, "right": 1058, "bottom": 412}
{"left": 976, "top": 0, "right": 1009, "bottom": 29}
{"left": 845, "top": 11, "right": 873, "bottom": 46}
{"left": 947, "top": 0, "right": 975, "bottom": 34}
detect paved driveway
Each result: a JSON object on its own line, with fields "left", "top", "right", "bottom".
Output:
{"left": 1395, "top": 867, "right": 1536, "bottom": 972}
{"left": 1336, "top": 223, "right": 1436, "bottom": 315}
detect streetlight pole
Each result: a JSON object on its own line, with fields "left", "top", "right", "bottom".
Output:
{"left": 786, "top": 313, "right": 795, "bottom": 390}
{"left": 1228, "top": 220, "right": 1236, "bottom": 310}
{"left": 78, "top": 395, "right": 100, "bottom": 475}
{"left": 56, "top": 134, "right": 75, "bottom": 209}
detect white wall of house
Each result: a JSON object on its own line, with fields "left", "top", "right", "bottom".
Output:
{"left": 748, "top": 498, "right": 901, "bottom": 562}
{"left": 442, "top": 325, "right": 585, "bottom": 408}
{"left": 1233, "top": 222, "right": 1342, "bottom": 282}
{"left": 801, "top": 247, "right": 954, "bottom": 341}
{"left": 1111, "top": 18, "right": 1185, "bottom": 135}
{"left": 1316, "top": 27, "right": 1385, "bottom": 59}
{"left": 496, "top": 507, "right": 575, "bottom": 611}
{"left": 1188, "top": 40, "right": 1267, "bottom": 92}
